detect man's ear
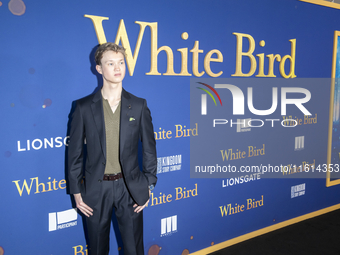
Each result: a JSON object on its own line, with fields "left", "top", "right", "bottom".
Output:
{"left": 96, "top": 65, "right": 102, "bottom": 74}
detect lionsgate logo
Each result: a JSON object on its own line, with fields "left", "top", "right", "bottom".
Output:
{"left": 195, "top": 80, "right": 312, "bottom": 128}
{"left": 17, "top": 136, "right": 69, "bottom": 152}
{"left": 160, "top": 215, "right": 177, "bottom": 237}
{"left": 49, "top": 208, "right": 77, "bottom": 232}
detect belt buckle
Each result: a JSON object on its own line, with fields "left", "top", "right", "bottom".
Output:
{"left": 114, "top": 173, "right": 120, "bottom": 181}
{"left": 103, "top": 173, "right": 121, "bottom": 181}
{"left": 104, "top": 174, "right": 113, "bottom": 181}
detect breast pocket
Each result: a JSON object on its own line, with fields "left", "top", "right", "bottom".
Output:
{"left": 128, "top": 116, "right": 138, "bottom": 126}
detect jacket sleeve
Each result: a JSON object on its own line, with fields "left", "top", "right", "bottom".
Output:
{"left": 140, "top": 99, "right": 157, "bottom": 187}
{"left": 67, "top": 101, "right": 85, "bottom": 194}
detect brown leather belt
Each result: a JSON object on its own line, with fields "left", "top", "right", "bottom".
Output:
{"left": 103, "top": 173, "right": 123, "bottom": 181}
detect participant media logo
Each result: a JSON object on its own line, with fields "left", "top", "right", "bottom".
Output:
{"left": 160, "top": 215, "right": 177, "bottom": 237}
{"left": 236, "top": 118, "right": 251, "bottom": 132}
{"left": 49, "top": 208, "right": 78, "bottom": 232}
{"left": 295, "top": 136, "right": 305, "bottom": 151}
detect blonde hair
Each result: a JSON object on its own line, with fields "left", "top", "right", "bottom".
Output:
{"left": 95, "top": 43, "right": 126, "bottom": 65}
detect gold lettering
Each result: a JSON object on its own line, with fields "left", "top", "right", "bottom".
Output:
{"left": 35, "top": 177, "right": 47, "bottom": 194}
{"left": 84, "top": 15, "right": 109, "bottom": 44}
{"left": 204, "top": 49, "right": 223, "bottom": 77}
{"left": 154, "top": 128, "right": 172, "bottom": 140}
{"left": 220, "top": 149, "right": 231, "bottom": 161}
{"left": 166, "top": 194, "right": 172, "bottom": 203}
{"left": 232, "top": 32, "right": 256, "bottom": 77}
{"left": 175, "top": 187, "right": 183, "bottom": 200}
{"left": 190, "top": 123, "right": 198, "bottom": 136}
{"left": 85, "top": 16, "right": 151, "bottom": 76}
{"left": 73, "top": 245, "right": 88, "bottom": 255}
{"left": 256, "top": 53, "right": 266, "bottom": 77}
{"left": 257, "top": 195, "right": 264, "bottom": 206}
{"left": 279, "top": 39, "right": 296, "bottom": 78}
{"left": 177, "top": 47, "right": 191, "bottom": 76}
{"left": 12, "top": 178, "right": 36, "bottom": 196}
{"left": 177, "top": 32, "right": 191, "bottom": 76}
{"left": 59, "top": 179, "right": 66, "bottom": 189}
{"left": 116, "top": 20, "right": 150, "bottom": 75}
{"left": 166, "top": 130, "right": 172, "bottom": 139}
{"left": 219, "top": 205, "right": 229, "bottom": 217}
{"left": 190, "top": 41, "right": 204, "bottom": 77}
{"left": 191, "top": 183, "right": 198, "bottom": 196}
{"left": 175, "top": 125, "right": 183, "bottom": 138}
{"left": 246, "top": 198, "right": 253, "bottom": 209}
{"left": 13, "top": 177, "right": 66, "bottom": 196}
{"left": 229, "top": 204, "right": 235, "bottom": 214}
{"left": 46, "top": 177, "right": 52, "bottom": 192}
{"left": 150, "top": 192, "right": 158, "bottom": 206}
{"left": 266, "top": 54, "right": 281, "bottom": 77}
{"left": 52, "top": 179, "right": 58, "bottom": 190}
{"left": 144, "top": 22, "right": 176, "bottom": 75}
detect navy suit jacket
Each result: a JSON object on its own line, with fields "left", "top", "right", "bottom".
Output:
{"left": 68, "top": 88, "right": 157, "bottom": 207}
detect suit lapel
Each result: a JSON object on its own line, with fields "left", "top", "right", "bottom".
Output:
{"left": 120, "top": 89, "right": 132, "bottom": 165}
{"left": 91, "top": 89, "right": 106, "bottom": 160}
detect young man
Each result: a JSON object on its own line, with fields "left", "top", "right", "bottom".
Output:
{"left": 68, "top": 43, "right": 157, "bottom": 255}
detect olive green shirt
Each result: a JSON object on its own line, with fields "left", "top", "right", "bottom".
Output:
{"left": 102, "top": 98, "right": 122, "bottom": 175}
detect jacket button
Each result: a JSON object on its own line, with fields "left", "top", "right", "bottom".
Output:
{"left": 98, "top": 179, "right": 102, "bottom": 182}
{"left": 102, "top": 162, "right": 105, "bottom": 165}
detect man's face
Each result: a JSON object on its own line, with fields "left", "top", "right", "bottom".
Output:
{"left": 96, "top": 50, "right": 126, "bottom": 86}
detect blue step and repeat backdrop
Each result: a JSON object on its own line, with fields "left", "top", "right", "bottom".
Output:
{"left": 2, "top": 0, "right": 340, "bottom": 254}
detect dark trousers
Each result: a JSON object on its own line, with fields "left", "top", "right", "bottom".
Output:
{"left": 85, "top": 178, "right": 144, "bottom": 255}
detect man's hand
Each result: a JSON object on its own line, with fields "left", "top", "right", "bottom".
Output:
{"left": 133, "top": 190, "right": 151, "bottom": 213}
{"left": 74, "top": 193, "right": 93, "bottom": 217}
